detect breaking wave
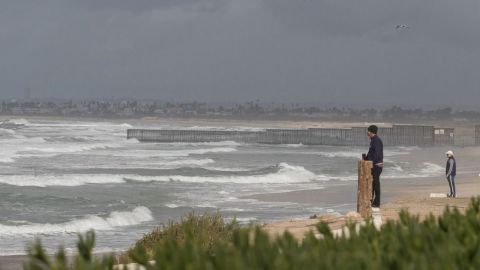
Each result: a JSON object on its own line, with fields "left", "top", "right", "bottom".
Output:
{"left": 0, "top": 206, "right": 153, "bottom": 236}
{"left": 7, "top": 118, "right": 31, "bottom": 125}
{"left": 120, "top": 123, "right": 133, "bottom": 128}
{"left": 0, "top": 174, "right": 127, "bottom": 187}
{"left": 125, "top": 163, "right": 316, "bottom": 184}
{"left": 384, "top": 162, "right": 444, "bottom": 179}
{"left": 110, "top": 147, "right": 238, "bottom": 158}
{"left": 0, "top": 163, "right": 316, "bottom": 186}
{"left": 25, "top": 144, "right": 119, "bottom": 153}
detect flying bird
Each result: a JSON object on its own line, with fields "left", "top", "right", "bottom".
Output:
{"left": 395, "top": 24, "right": 410, "bottom": 30}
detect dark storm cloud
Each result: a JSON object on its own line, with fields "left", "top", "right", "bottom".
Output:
{"left": 0, "top": 0, "right": 479, "bottom": 107}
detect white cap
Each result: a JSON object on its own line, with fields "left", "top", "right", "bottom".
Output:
{"left": 445, "top": 150, "right": 454, "bottom": 157}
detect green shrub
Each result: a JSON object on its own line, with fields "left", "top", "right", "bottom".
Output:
{"left": 120, "top": 211, "right": 239, "bottom": 262}
{"left": 24, "top": 230, "right": 114, "bottom": 270}
{"left": 25, "top": 197, "right": 480, "bottom": 269}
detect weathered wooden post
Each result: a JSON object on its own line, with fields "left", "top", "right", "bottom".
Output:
{"left": 357, "top": 159, "right": 373, "bottom": 218}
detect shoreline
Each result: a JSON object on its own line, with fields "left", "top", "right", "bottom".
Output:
{"left": 1, "top": 179, "right": 478, "bottom": 269}
{"left": 258, "top": 173, "right": 479, "bottom": 239}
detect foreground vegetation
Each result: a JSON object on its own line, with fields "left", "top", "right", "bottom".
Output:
{"left": 121, "top": 211, "right": 240, "bottom": 262}
{"left": 26, "top": 197, "right": 480, "bottom": 269}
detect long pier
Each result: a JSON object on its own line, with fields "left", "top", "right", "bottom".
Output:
{"left": 127, "top": 124, "right": 458, "bottom": 146}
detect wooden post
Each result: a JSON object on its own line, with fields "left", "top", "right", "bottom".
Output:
{"left": 357, "top": 160, "right": 373, "bottom": 218}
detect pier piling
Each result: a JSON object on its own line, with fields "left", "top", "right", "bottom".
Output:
{"left": 357, "top": 160, "right": 373, "bottom": 218}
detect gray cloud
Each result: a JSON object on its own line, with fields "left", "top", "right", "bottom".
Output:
{"left": 263, "top": 0, "right": 480, "bottom": 49}
{"left": 75, "top": 0, "right": 228, "bottom": 13}
{"left": 0, "top": 0, "right": 479, "bottom": 107}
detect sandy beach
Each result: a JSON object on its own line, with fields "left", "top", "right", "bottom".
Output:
{"left": 258, "top": 174, "right": 479, "bottom": 239}
{"left": 258, "top": 149, "right": 480, "bottom": 239}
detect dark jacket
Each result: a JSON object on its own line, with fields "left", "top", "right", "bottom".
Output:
{"left": 366, "top": 135, "right": 383, "bottom": 166}
{"left": 446, "top": 157, "right": 456, "bottom": 176}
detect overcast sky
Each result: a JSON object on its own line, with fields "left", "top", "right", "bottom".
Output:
{"left": 1, "top": 0, "right": 479, "bottom": 107}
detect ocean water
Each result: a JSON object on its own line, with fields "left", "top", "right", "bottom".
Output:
{"left": 0, "top": 118, "right": 447, "bottom": 255}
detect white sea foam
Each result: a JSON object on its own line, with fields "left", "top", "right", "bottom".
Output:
{"left": 0, "top": 174, "right": 127, "bottom": 187}
{"left": 0, "top": 143, "right": 21, "bottom": 163}
{"left": 0, "top": 128, "right": 16, "bottom": 135}
{"left": 177, "top": 147, "right": 238, "bottom": 155}
{"left": 205, "top": 166, "right": 251, "bottom": 172}
{"left": 230, "top": 217, "right": 258, "bottom": 224}
{"left": 120, "top": 123, "right": 133, "bottom": 128}
{"left": 317, "top": 151, "right": 361, "bottom": 159}
{"left": 284, "top": 144, "right": 305, "bottom": 148}
{"left": 196, "top": 203, "right": 217, "bottom": 208}
{"left": 316, "top": 174, "right": 358, "bottom": 181}
{"left": 168, "top": 141, "right": 242, "bottom": 147}
{"left": 397, "top": 146, "right": 421, "bottom": 151}
{"left": 21, "top": 137, "right": 47, "bottom": 143}
{"left": 8, "top": 118, "right": 31, "bottom": 125}
{"left": 420, "top": 162, "right": 444, "bottom": 175}
{"left": 25, "top": 143, "right": 118, "bottom": 153}
{"left": 223, "top": 208, "right": 245, "bottom": 212}
{"left": 126, "top": 163, "right": 316, "bottom": 184}
{"left": 110, "top": 147, "right": 237, "bottom": 158}
{"left": 389, "top": 162, "right": 405, "bottom": 172}
{"left": 384, "top": 162, "right": 444, "bottom": 179}
{"left": 384, "top": 150, "right": 411, "bottom": 157}
{"left": 0, "top": 206, "right": 153, "bottom": 236}
{"left": 162, "top": 158, "right": 215, "bottom": 167}
{"left": 0, "top": 165, "right": 315, "bottom": 186}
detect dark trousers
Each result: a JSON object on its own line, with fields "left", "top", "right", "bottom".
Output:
{"left": 371, "top": 166, "right": 383, "bottom": 207}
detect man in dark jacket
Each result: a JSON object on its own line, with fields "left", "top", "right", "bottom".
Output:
{"left": 365, "top": 125, "right": 383, "bottom": 208}
{"left": 445, "top": 150, "right": 456, "bottom": 198}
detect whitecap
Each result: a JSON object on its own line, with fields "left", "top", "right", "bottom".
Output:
{"left": 120, "top": 123, "right": 133, "bottom": 128}
{"left": 420, "top": 162, "right": 444, "bottom": 175}
{"left": 0, "top": 128, "right": 16, "bottom": 135}
{"left": 384, "top": 162, "right": 444, "bottom": 179}
{"left": 317, "top": 151, "right": 361, "bottom": 159}
{"left": 0, "top": 206, "right": 153, "bottom": 236}
{"left": 125, "top": 163, "right": 316, "bottom": 184}
{"left": 8, "top": 118, "right": 31, "bottom": 125}
{"left": 0, "top": 174, "right": 127, "bottom": 187}
{"left": 109, "top": 147, "right": 237, "bottom": 158}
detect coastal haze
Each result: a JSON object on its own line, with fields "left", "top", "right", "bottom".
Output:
{"left": 1, "top": 0, "right": 480, "bottom": 265}
{"left": 1, "top": 0, "right": 480, "bottom": 106}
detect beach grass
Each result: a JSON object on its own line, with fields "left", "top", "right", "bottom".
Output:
{"left": 118, "top": 211, "right": 240, "bottom": 264}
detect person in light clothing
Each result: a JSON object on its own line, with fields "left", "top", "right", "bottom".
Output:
{"left": 445, "top": 150, "right": 456, "bottom": 198}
